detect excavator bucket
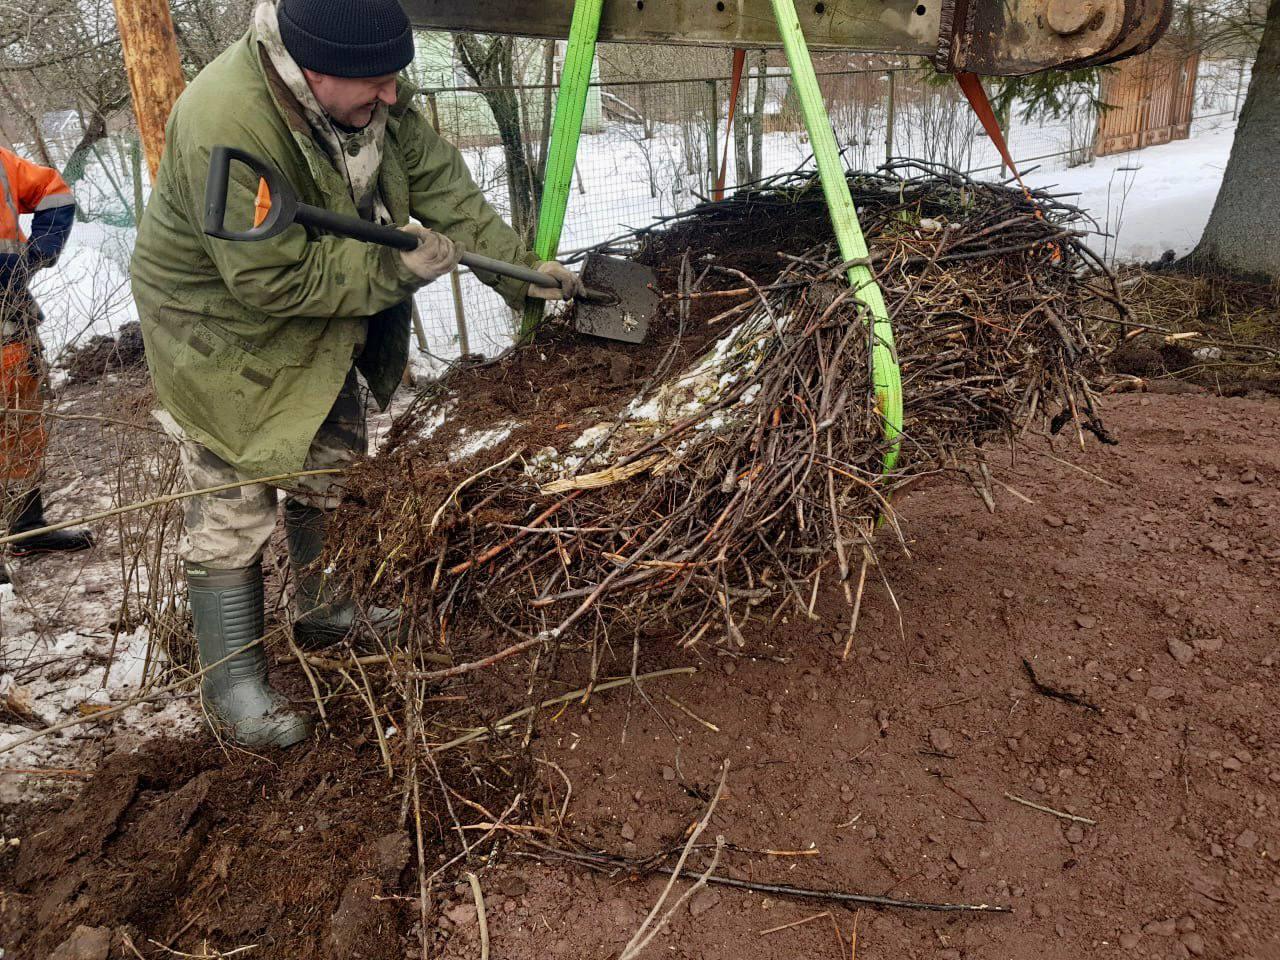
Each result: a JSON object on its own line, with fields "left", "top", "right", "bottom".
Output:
{"left": 401, "top": 0, "right": 1173, "bottom": 76}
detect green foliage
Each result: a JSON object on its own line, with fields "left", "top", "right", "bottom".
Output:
{"left": 990, "top": 68, "right": 1110, "bottom": 123}
{"left": 916, "top": 62, "right": 1109, "bottom": 125}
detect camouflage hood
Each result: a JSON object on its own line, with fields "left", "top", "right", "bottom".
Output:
{"left": 252, "top": 0, "right": 391, "bottom": 223}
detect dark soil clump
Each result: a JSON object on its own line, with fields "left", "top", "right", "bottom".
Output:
{"left": 59, "top": 322, "right": 147, "bottom": 385}
{"left": 2, "top": 735, "right": 413, "bottom": 960}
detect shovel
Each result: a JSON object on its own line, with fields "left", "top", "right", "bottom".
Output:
{"left": 203, "top": 146, "right": 657, "bottom": 345}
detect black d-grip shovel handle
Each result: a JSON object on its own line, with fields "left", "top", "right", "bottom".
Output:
{"left": 203, "top": 144, "right": 419, "bottom": 251}
{"left": 201, "top": 146, "right": 571, "bottom": 292}
{"left": 204, "top": 145, "right": 303, "bottom": 243}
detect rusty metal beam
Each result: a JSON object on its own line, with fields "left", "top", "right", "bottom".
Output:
{"left": 403, "top": 0, "right": 939, "bottom": 55}
{"left": 403, "top": 0, "right": 1173, "bottom": 76}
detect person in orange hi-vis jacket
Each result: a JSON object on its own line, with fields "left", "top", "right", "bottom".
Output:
{"left": 0, "top": 146, "right": 93, "bottom": 584}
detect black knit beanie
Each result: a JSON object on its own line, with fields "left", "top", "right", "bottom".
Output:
{"left": 278, "top": 0, "right": 414, "bottom": 78}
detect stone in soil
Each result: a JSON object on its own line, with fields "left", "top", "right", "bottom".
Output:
{"left": 1143, "top": 918, "right": 1178, "bottom": 937}
{"left": 49, "top": 926, "right": 111, "bottom": 960}
{"left": 1181, "top": 932, "right": 1206, "bottom": 956}
{"left": 687, "top": 888, "right": 721, "bottom": 917}
{"left": 445, "top": 903, "right": 477, "bottom": 926}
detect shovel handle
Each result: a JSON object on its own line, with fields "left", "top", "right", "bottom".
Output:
{"left": 202, "top": 145, "right": 566, "bottom": 293}
{"left": 204, "top": 145, "right": 300, "bottom": 242}
{"left": 463, "top": 251, "right": 555, "bottom": 289}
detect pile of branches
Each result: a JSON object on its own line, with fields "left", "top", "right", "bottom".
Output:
{"left": 330, "top": 161, "right": 1119, "bottom": 678}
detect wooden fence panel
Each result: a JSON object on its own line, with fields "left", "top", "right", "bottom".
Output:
{"left": 1095, "top": 46, "right": 1199, "bottom": 157}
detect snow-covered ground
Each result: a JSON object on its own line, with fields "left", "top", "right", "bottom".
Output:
{"left": 0, "top": 465, "right": 201, "bottom": 804}
{"left": 28, "top": 220, "right": 138, "bottom": 362}
{"left": 1022, "top": 118, "right": 1238, "bottom": 267}
{"left": 0, "top": 584, "right": 198, "bottom": 804}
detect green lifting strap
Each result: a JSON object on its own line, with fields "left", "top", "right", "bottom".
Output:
{"left": 520, "top": 0, "right": 605, "bottom": 339}
{"left": 767, "top": 0, "right": 903, "bottom": 475}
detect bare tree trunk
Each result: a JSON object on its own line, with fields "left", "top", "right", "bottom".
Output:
{"left": 112, "top": 0, "right": 188, "bottom": 177}
{"left": 1186, "top": 0, "right": 1280, "bottom": 281}
{"left": 733, "top": 101, "right": 749, "bottom": 185}
{"left": 29, "top": 118, "right": 54, "bottom": 167}
{"left": 454, "top": 34, "right": 541, "bottom": 243}
{"left": 62, "top": 109, "right": 109, "bottom": 187}
{"left": 0, "top": 77, "right": 53, "bottom": 165}
{"left": 535, "top": 39, "right": 556, "bottom": 185}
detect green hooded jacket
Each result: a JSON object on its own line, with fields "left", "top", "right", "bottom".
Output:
{"left": 131, "top": 28, "right": 538, "bottom": 477}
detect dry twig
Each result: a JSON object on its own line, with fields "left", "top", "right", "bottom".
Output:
{"left": 1004, "top": 792, "right": 1098, "bottom": 825}
{"left": 619, "top": 762, "right": 729, "bottom": 960}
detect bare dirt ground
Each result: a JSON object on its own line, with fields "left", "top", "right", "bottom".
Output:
{"left": 2, "top": 388, "right": 1278, "bottom": 960}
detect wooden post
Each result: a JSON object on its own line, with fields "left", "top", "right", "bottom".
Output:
{"left": 112, "top": 0, "right": 186, "bottom": 178}
{"left": 707, "top": 79, "right": 718, "bottom": 197}
{"left": 884, "top": 69, "right": 895, "bottom": 164}
{"left": 427, "top": 92, "right": 469, "bottom": 356}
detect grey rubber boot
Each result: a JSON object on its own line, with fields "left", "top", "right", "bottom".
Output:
{"left": 186, "top": 562, "right": 311, "bottom": 749}
{"left": 284, "top": 500, "right": 402, "bottom": 649}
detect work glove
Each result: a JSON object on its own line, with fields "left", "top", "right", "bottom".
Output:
{"left": 527, "top": 260, "right": 585, "bottom": 301}
{"left": 399, "top": 223, "right": 463, "bottom": 284}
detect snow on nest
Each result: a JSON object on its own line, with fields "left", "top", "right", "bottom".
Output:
{"left": 450, "top": 422, "right": 517, "bottom": 462}
{"left": 525, "top": 318, "right": 775, "bottom": 485}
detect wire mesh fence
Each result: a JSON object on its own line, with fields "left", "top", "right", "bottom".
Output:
{"left": 9, "top": 55, "right": 1254, "bottom": 370}
{"left": 416, "top": 58, "right": 1252, "bottom": 362}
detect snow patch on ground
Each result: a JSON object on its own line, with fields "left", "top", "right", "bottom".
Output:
{"left": 1023, "top": 119, "right": 1237, "bottom": 265}
{"left": 0, "top": 583, "right": 199, "bottom": 804}
{"left": 0, "top": 469, "right": 199, "bottom": 804}
{"left": 28, "top": 221, "right": 138, "bottom": 363}
{"left": 407, "top": 350, "right": 452, "bottom": 384}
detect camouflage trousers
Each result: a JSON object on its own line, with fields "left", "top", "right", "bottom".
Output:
{"left": 159, "top": 368, "right": 367, "bottom": 569}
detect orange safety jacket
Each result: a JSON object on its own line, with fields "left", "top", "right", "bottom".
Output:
{"left": 0, "top": 148, "right": 72, "bottom": 485}
{"left": 0, "top": 147, "right": 76, "bottom": 310}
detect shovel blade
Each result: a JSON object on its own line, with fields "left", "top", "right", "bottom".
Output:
{"left": 575, "top": 254, "right": 658, "bottom": 345}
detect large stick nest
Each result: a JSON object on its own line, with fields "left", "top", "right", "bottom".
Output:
{"left": 328, "top": 161, "right": 1119, "bottom": 670}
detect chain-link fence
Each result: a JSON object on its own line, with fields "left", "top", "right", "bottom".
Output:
{"left": 415, "top": 58, "right": 1252, "bottom": 362}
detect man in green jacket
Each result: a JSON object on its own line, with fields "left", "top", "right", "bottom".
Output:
{"left": 131, "top": 0, "right": 581, "bottom": 749}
